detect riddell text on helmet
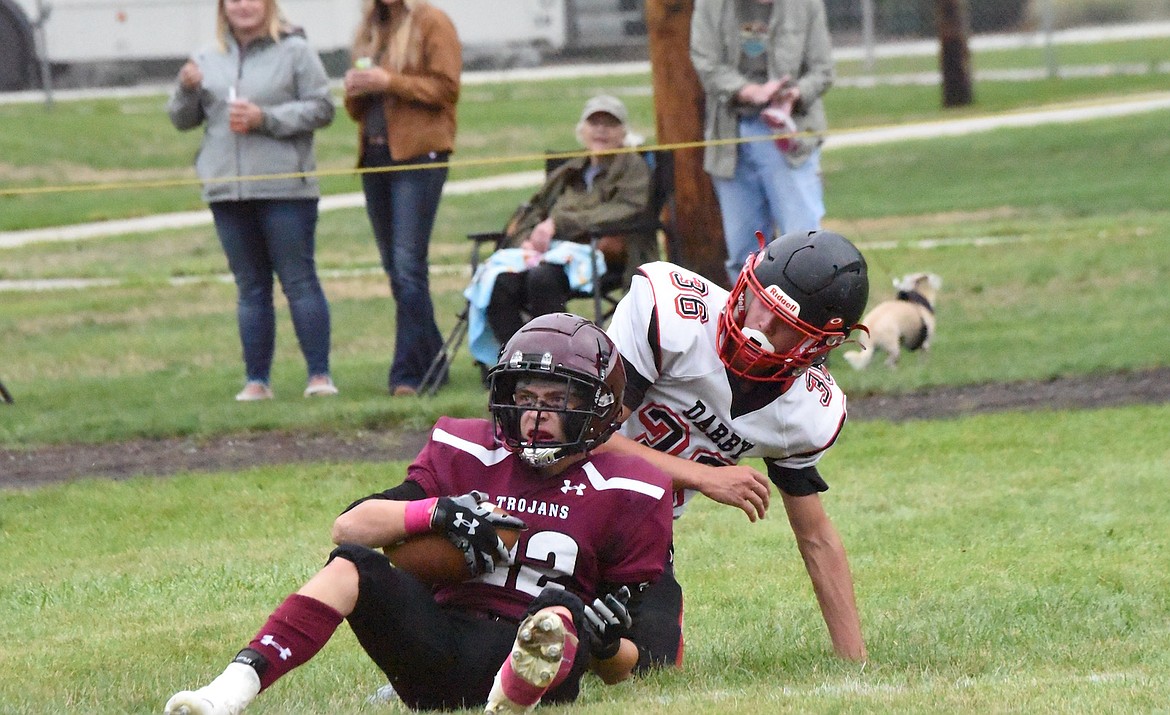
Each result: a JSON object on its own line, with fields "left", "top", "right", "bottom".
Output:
{"left": 764, "top": 285, "right": 801, "bottom": 317}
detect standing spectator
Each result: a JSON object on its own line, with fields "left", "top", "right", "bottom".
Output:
{"left": 603, "top": 230, "right": 870, "bottom": 668}
{"left": 343, "top": 0, "right": 461, "bottom": 397}
{"left": 464, "top": 95, "right": 654, "bottom": 373}
{"left": 162, "top": 313, "right": 673, "bottom": 715}
{"left": 168, "top": 0, "right": 338, "bottom": 401}
{"left": 691, "top": 0, "right": 835, "bottom": 282}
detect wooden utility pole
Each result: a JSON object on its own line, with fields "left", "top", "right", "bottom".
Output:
{"left": 935, "top": 0, "right": 973, "bottom": 107}
{"left": 645, "top": 0, "right": 729, "bottom": 286}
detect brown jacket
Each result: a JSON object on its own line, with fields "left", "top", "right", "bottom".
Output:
{"left": 344, "top": 3, "right": 461, "bottom": 161}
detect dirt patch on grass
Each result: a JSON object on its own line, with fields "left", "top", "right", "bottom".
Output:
{"left": 0, "top": 429, "right": 432, "bottom": 490}
{"left": 3, "top": 367, "right": 1169, "bottom": 489}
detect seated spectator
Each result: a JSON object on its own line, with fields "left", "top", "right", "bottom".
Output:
{"left": 464, "top": 95, "right": 655, "bottom": 372}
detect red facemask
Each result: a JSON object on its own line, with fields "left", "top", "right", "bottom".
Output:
{"left": 716, "top": 259, "right": 851, "bottom": 382}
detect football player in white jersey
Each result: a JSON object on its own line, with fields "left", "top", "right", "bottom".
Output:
{"left": 603, "top": 229, "right": 870, "bottom": 666}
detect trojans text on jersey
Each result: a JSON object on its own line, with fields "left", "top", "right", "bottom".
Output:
{"left": 492, "top": 496, "right": 571, "bottom": 520}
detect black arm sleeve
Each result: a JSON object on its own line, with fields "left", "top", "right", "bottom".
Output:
{"left": 766, "top": 462, "right": 829, "bottom": 497}
{"left": 339, "top": 479, "right": 428, "bottom": 515}
{"left": 621, "top": 355, "right": 652, "bottom": 412}
{"left": 620, "top": 307, "right": 661, "bottom": 412}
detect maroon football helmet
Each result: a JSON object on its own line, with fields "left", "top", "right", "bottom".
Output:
{"left": 487, "top": 313, "right": 626, "bottom": 467}
{"left": 718, "top": 230, "right": 869, "bottom": 382}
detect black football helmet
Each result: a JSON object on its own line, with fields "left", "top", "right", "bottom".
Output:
{"left": 718, "top": 230, "right": 869, "bottom": 382}
{"left": 487, "top": 313, "right": 626, "bottom": 468}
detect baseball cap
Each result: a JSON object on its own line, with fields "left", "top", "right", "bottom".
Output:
{"left": 579, "top": 95, "right": 628, "bottom": 125}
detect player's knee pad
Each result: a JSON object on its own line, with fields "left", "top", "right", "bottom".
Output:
{"left": 526, "top": 587, "right": 588, "bottom": 630}
{"left": 327, "top": 542, "right": 390, "bottom": 578}
{"left": 630, "top": 569, "right": 684, "bottom": 671}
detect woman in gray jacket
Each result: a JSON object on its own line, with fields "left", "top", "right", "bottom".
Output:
{"left": 169, "top": 0, "right": 337, "bottom": 401}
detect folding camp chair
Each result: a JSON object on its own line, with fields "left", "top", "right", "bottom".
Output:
{"left": 563, "top": 149, "right": 676, "bottom": 324}
{"left": 418, "top": 148, "right": 676, "bottom": 396}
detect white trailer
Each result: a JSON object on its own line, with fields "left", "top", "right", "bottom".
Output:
{"left": 0, "top": 0, "right": 619, "bottom": 91}
{"left": 1, "top": 0, "right": 355, "bottom": 88}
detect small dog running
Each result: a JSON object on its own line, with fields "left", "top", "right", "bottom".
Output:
{"left": 843, "top": 273, "right": 942, "bottom": 370}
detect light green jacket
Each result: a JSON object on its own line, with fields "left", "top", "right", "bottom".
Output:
{"left": 168, "top": 29, "right": 335, "bottom": 203}
{"left": 690, "top": 0, "right": 834, "bottom": 178}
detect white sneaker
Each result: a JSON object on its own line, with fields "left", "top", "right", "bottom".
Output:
{"left": 303, "top": 375, "right": 338, "bottom": 398}
{"left": 164, "top": 663, "right": 261, "bottom": 715}
{"left": 484, "top": 608, "right": 568, "bottom": 714}
{"left": 235, "top": 382, "right": 274, "bottom": 402}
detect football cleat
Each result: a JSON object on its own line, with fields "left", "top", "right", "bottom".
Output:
{"left": 484, "top": 608, "right": 569, "bottom": 714}
{"left": 164, "top": 662, "right": 260, "bottom": 715}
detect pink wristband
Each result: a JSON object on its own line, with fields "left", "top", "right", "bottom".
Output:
{"left": 403, "top": 498, "right": 438, "bottom": 536}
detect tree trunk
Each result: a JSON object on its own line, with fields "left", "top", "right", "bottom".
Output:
{"left": 935, "top": 0, "right": 974, "bottom": 107}
{"left": 645, "top": 0, "right": 729, "bottom": 286}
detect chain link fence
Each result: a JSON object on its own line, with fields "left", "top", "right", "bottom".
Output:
{"left": 823, "top": 0, "right": 1170, "bottom": 76}
{"left": 827, "top": 0, "right": 1170, "bottom": 37}
{"left": 559, "top": 0, "right": 1170, "bottom": 81}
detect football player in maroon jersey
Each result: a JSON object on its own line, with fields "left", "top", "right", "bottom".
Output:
{"left": 164, "top": 313, "right": 673, "bottom": 715}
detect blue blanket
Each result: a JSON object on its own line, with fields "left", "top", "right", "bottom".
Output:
{"left": 464, "top": 242, "right": 607, "bottom": 365}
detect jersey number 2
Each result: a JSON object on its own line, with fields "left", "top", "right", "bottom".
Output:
{"left": 480, "top": 530, "right": 579, "bottom": 597}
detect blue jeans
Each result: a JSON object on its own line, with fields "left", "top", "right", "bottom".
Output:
{"left": 712, "top": 115, "right": 825, "bottom": 282}
{"left": 210, "top": 199, "right": 331, "bottom": 383}
{"left": 361, "top": 145, "right": 448, "bottom": 390}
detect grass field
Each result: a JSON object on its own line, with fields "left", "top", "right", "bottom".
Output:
{"left": 3, "top": 406, "right": 1168, "bottom": 713}
{"left": 3, "top": 106, "right": 1169, "bottom": 446}
{"left": 3, "top": 35, "right": 1170, "bottom": 229}
{"left": 2, "top": 57, "right": 1170, "bottom": 713}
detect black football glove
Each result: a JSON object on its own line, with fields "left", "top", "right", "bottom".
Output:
{"left": 430, "top": 490, "right": 526, "bottom": 577}
{"left": 584, "top": 585, "right": 632, "bottom": 661}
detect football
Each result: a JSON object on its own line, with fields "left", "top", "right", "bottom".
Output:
{"left": 384, "top": 504, "right": 521, "bottom": 587}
